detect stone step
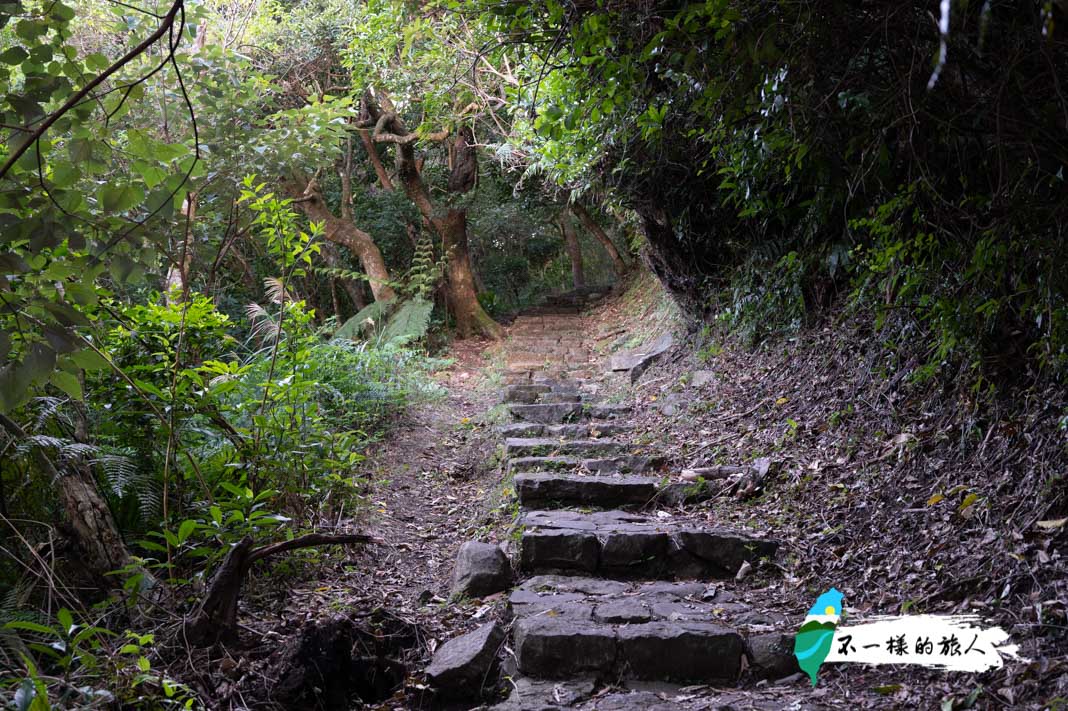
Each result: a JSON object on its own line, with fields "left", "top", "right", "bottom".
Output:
{"left": 506, "top": 576, "right": 797, "bottom": 689}
{"left": 497, "top": 422, "right": 632, "bottom": 439}
{"left": 509, "top": 403, "right": 631, "bottom": 424}
{"left": 515, "top": 472, "right": 657, "bottom": 508}
{"left": 509, "top": 576, "right": 760, "bottom": 683}
{"left": 504, "top": 438, "right": 628, "bottom": 459}
{"left": 501, "top": 383, "right": 584, "bottom": 405}
{"left": 518, "top": 509, "right": 778, "bottom": 579}
{"left": 502, "top": 383, "right": 552, "bottom": 404}
{"left": 506, "top": 455, "right": 653, "bottom": 476}
{"left": 509, "top": 349, "right": 590, "bottom": 362}
{"left": 502, "top": 371, "right": 533, "bottom": 385}
{"left": 509, "top": 336, "right": 584, "bottom": 346}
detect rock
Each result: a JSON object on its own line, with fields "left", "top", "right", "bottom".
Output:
{"left": 509, "top": 403, "right": 582, "bottom": 424}
{"left": 451, "top": 541, "right": 512, "bottom": 599}
{"left": 748, "top": 632, "right": 801, "bottom": 679}
{"left": 503, "top": 383, "right": 552, "bottom": 404}
{"left": 504, "top": 438, "right": 626, "bottom": 459}
{"left": 689, "top": 370, "right": 716, "bottom": 388}
{"left": 607, "top": 333, "right": 674, "bottom": 383}
{"left": 675, "top": 530, "right": 779, "bottom": 576}
{"left": 601, "top": 531, "right": 671, "bottom": 571}
{"left": 519, "top": 510, "right": 779, "bottom": 579}
{"left": 425, "top": 622, "right": 505, "bottom": 700}
{"left": 593, "top": 598, "right": 652, "bottom": 623}
{"left": 656, "top": 392, "right": 685, "bottom": 416}
{"left": 586, "top": 404, "right": 632, "bottom": 419}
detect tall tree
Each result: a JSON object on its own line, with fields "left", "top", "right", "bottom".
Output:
{"left": 364, "top": 93, "right": 501, "bottom": 338}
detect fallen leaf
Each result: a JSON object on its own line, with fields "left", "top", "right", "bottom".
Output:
{"left": 959, "top": 492, "right": 980, "bottom": 513}
{"left": 927, "top": 493, "right": 945, "bottom": 506}
{"left": 1037, "top": 518, "right": 1067, "bottom": 530}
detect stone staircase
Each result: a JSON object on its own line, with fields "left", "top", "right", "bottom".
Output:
{"left": 431, "top": 291, "right": 794, "bottom": 708}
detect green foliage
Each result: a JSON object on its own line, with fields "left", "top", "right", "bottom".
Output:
{"left": 475, "top": 0, "right": 1068, "bottom": 386}
{"left": 380, "top": 298, "right": 434, "bottom": 345}
{"left": 716, "top": 250, "right": 808, "bottom": 345}
{"left": 1, "top": 609, "right": 196, "bottom": 709}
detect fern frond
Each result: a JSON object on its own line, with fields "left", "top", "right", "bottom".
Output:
{"left": 32, "top": 396, "right": 70, "bottom": 431}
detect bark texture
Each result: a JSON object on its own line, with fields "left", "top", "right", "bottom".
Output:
{"left": 0, "top": 414, "right": 131, "bottom": 585}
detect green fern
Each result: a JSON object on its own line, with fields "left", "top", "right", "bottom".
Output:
{"left": 381, "top": 298, "right": 434, "bottom": 345}
{"left": 334, "top": 298, "right": 396, "bottom": 340}
{"left": 402, "top": 236, "right": 446, "bottom": 299}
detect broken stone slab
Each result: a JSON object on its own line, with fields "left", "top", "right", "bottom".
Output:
{"left": 505, "top": 455, "right": 653, "bottom": 477}
{"left": 608, "top": 333, "right": 675, "bottom": 383}
{"left": 509, "top": 403, "right": 582, "bottom": 424}
{"left": 509, "top": 576, "right": 753, "bottom": 629}
{"left": 537, "top": 392, "right": 584, "bottom": 404}
{"left": 490, "top": 677, "right": 597, "bottom": 710}
{"left": 450, "top": 541, "right": 512, "bottom": 599}
{"left": 519, "top": 528, "right": 600, "bottom": 572}
{"left": 518, "top": 510, "right": 779, "bottom": 578}
{"left": 504, "top": 438, "right": 628, "bottom": 459}
{"left": 505, "top": 438, "right": 618, "bottom": 457}
{"left": 586, "top": 404, "right": 632, "bottom": 419}
{"left": 425, "top": 621, "right": 504, "bottom": 700}
{"left": 674, "top": 529, "right": 780, "bottom": 575}
{"left": 506, "top": 456, "right": 582, "bottom": 476}
{"left": 496, "top": 422, "right": 633, "bottom": 439}
{"left": 617, "top": 621, "right": 744, "bottom": 682}
{"left": 514, "top": 472, "right": 658, "bottom": 509}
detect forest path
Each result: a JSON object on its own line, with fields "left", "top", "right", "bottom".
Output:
{"left": 418, "top": 290, "right": 817, "bottom": 710}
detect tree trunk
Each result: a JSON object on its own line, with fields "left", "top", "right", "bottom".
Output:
{"left": 558, "top": 211, "right": 585, "bottom": 289}
{"left": 0, "top": 414, "right": 131, "bottom": 586}
{"left": 440, "top": 209, "right": 501, "bottom": 338}
{"left": 376, "top": 104, "right": 501, "bottom": 339}
{"left": 288, "top": 179, "right": 396, "bottom": 303}
{"left": 571, "top": 203, "right": 627, "bottom": 278}
{"left": 439, "top": 127, "right": 500, "bottom": 338}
